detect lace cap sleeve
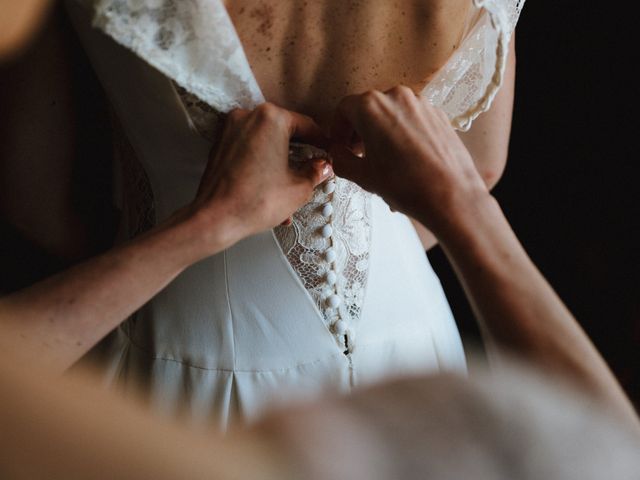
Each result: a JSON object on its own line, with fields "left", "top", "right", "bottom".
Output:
{"left": 75, "top": 0, "right": 265, "bottom": 112}
{"left": 421, "top": 0, "right": 525, "bottom": 131}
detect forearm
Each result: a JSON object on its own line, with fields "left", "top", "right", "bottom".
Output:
{"left": 0, "top": 209, "right": 225, "bottom": 373}
{"left": 431, "top": 192, "right": 637, "bottom": 422}
{"left": 0, "top": 100, "right": 328, "bottom": 374}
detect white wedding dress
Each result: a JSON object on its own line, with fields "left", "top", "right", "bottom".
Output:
{"left": 66, "top": 0, "right": 524, "bottom": 429}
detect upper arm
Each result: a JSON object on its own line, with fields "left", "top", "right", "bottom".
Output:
{"left": 457, "top": 36, "right": 516, "bottom": 189}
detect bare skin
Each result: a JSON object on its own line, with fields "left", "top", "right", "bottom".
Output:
{"left": 225, "top": 0, "right": 472, "bottom": 125}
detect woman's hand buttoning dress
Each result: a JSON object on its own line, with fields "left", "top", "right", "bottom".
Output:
{"left": 65, "top": 0, "right": 524, "bottom": 429}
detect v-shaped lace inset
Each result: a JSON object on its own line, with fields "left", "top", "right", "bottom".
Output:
{"left": 274, "top": 179, "right": 371, "bottom": 331}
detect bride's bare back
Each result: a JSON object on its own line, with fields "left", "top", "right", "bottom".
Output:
{"left": 225, "top": 0, "right": 472, "bottom": 124}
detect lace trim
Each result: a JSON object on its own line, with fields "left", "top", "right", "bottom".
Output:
{"left": 421, "top": 0, "right": 525, "bottom": 131}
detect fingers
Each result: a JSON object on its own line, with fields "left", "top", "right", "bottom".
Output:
{"left": 384, "top": 85, "right": 419, "bottom": 103}
{"left": 331, "top": 89, "right": 407, "bottom": 148}
{"left": 252, "top": 103, "right": 328, "bottom": 148}
{"left": 277, "top": 161, "right": 332, "bottom": 228}
{"left": 284, "top": 110, "right": 329, "bottom": 149}
{"left": 331, "top": 93, "right": 375, "bottom": 145}
{"left": 314, "top": 160, "right": 334, "bottom": 187}
{"left": 329, "top": 143, "right": 371, "bottom": 191}
{"left": 294, "top": 159, "right": 334, "bottom": 187}
{"left": 331, "top": 87, "right": 444, "bottom": 140}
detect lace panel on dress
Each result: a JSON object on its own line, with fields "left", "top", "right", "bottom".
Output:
{"left": 274, "top": 179, "right": 371, "bottom": 328}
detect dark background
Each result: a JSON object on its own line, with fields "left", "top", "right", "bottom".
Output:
{"left": 431, "top": 0, "right": 640, "bottom": 405}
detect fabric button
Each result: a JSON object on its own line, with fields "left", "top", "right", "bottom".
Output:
{"left": 322, "top": 203, "right": 334, "bottom": 218}
{"left": 326, "top": 270, "right": 337, "bottom": 285}
{"left": 333, "top": 320, "right": 347, "bottom": 335}
{"left": 323, "top": 181, "right": 336, "bottom": 194}
{"left": 327, "top": 294, "right": 342, "bottom": 309}
{"left": 325, "top": 248, "right": 337, "bottom": 263}
{"left": 321, "top": 224, "right": 333, "bottom": 238}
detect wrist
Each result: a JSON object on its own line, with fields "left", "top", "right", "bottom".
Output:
{"left": 172, "top": 200, "right": 250, "bottom": 262}
{"left": 422, "top": 186, "right": 502, "bottom": 247}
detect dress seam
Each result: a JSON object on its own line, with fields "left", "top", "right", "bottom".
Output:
{"left": 223, "top": 249, "right": 238, "bottom": 370}
{"left": 119, "top": 328, "right": 349, "bottom": 373}
{"left": 223, "top": 249, "right": 237, "bottom": 431}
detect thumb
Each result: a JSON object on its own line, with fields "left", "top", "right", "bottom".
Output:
{"left": 293, "top": 159, "right": 334, "bottom": 189}
{"left": 309, "top": 160, "right": 335, "bottom": 188}
{"left": 329, "top": 143, "right": 371, "bottom": 190}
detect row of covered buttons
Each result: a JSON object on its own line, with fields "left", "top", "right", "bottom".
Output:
{"left": 320, "top": 178, "right": 354, "bottom": 354}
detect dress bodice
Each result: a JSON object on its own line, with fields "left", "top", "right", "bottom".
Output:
{"left": 66, "top": 0, "right": 523, "bottom": 429}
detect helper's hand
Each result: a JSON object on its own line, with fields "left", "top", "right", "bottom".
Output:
{"left": 0, "top": 104, "right": 331, "bottom": 374}
{"left": 188, "top": 103, "right": 333, "bottom": 251}
{"left": 329, "top": 87, "right": 488, "bottom": 234}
